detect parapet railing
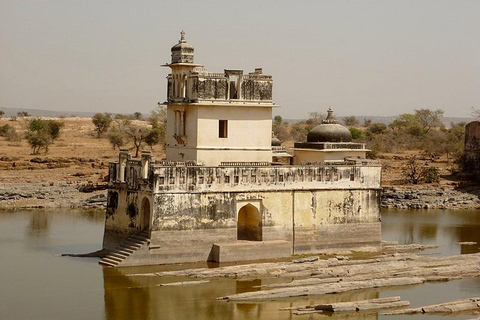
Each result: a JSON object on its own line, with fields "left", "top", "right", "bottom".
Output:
{"left": 155, "top": 160, "right": 202, "bottom": 167}
{"left": 272, "top": 146, "right": 287, "bottom": 152}
{"left": 220, "top": 161, "right": 271, "bottom": 167}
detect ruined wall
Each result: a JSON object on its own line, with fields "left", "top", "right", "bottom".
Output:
{"left": 465, "top": 120, "right": 480, "bottom": 173}
{"left": 152, "top": 165, "right": 381, "bottom": 193}
{"left": 103, "top": 162, "right": 154, "bottom": 250}
{"left": 145, "top": 187, "right": 380, "bottom": 263}
{"left": 189, "top": 72, "right": 273, "bottom": 101}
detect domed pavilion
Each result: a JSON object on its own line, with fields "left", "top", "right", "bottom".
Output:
{"left": 293, "top": 108, "right": 369, "bottom": 165}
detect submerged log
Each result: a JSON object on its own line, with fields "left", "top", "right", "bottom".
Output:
{"left": 385, "top": 297, "right": 480, "bottom": 315}
{"left": 313, "top": 296, "right": 409, "bottom": 312}
{"left": 158, "top": 280, "right": 209, "bottom": 287}
{"left": 218, "top": 277, "right": 423, "bottom": 301}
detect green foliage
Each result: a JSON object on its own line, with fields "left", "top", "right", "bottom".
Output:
{"left": 0, "top": 110, "right": 4, "bottom": 118}
{"left": 28, "top": 118, "right": 46, "bottom": 132}
{"left": 343, "top": 116, "right": 359, "bottom": 126}
{"left": 349, "top": 127, "right": 363, "bottom": 140}
{"left": 272, "top": 115, "right": 290, "bottom": 142}
{"left": 108, "top": 130, "right": 125, "bottom": 150}
{"left": 133, "top": 112, "right": 143, "bottom": 120}
{"left": 368, "top": 123, "right": 387, "bottom": 134}
{"left": 45, "top": 120, "right": 64, "bottom": 140}
{"left": 363, "top": 118, "right": 372, "bottom": 127}
{"left": 0, "top": 124, "right": 19, "bottom": 141}
{"left": 92, "top": 113, "right": 113, "bottom": 138}
{"left": 145, "top": 127, "right": 163, "bottom": 150}
{"left": 25, "top": 118, "right": 64, "bottom": 154}
{"left": 414, "top": 108, "right": 444, "bottom": 133}
{"left": 26, "top": 130, "right": 50, "bottom": 154}
{"left": 423, "top": 167, "right": 440, "bottom": 183}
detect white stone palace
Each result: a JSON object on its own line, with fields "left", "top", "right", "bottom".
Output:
{"left": 100, "top": 32, "right": 382, "bottom": 267}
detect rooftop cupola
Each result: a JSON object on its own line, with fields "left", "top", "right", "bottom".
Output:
{"left": 171, "top": 31, "right": 195, "bottom": 64}
{"left": 306, "top": 108, "right": 352, "bottom": 143}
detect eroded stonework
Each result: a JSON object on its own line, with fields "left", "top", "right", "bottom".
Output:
{"left": 100, "top": 32, "right": 382, "bottom": 267}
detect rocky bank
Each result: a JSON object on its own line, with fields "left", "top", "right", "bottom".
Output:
{"left": 1, "top": 182, "right": 480, "bottom": 211}
{"left": 0, "top": 182, "right": 107, "bottom": 210}
{"left": 382, "top": 186, "right": 480, "bottom": 210}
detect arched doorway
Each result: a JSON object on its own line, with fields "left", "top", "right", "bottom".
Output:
{"left": 141, "top": 198, "right": 151, "bottom": 232}
{"left": 237, "top": 204, "right": 262, "bottom": 241}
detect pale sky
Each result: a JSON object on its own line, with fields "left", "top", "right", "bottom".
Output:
{"left": 1, "top": 0, "right": 479, "bottom": 119}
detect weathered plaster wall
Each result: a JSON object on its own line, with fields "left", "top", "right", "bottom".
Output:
{"left": 165, "top": 104, "right": 273, "bottom": 165}
{"left": 146, "top": 187, "right": 380, "bottom": 261}
{"left": 152, "top": 165, "right": 381, "bottom": 193}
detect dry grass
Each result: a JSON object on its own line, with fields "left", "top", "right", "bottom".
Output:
{"left": 0, "top": 117, "right": 165, "bottom": 185}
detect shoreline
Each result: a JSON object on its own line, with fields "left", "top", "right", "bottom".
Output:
{"left": 1, "top": 182, "right": 479, "bottom": 211}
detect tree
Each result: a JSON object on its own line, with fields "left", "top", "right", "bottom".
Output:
{"left": 124, "top": 126, "right": 148, "bottom": 157}
{"left": 108, "top": 130, "right": 125, "bottom": 150}
{"left": 389, "top": 113, "right": 423, "bottom": 136}
{"left": 145, "top": 127, "right": 162, "bottom": 150}
{"left": 17, "top": 111, "right": 30, "bottom": 117}
{"left": 0, "top": 124, "right": 19, "bottom": 141}
{"left": 363, "top": 118, "right": 372, "bottom": 127}
{"left": 305, "top": 112, "right": 324, "bottom": 127}
{"left": 343, "top": 116, "right": 359, "bottom": 126}
{"left": 368, "top": 123, "right": 387, "bottom": 134}
{"left": 149, "top": 104, "right": 167, "bottom": 144}
{"left": 414, "top": 109, "right": 444, "bottom": 133}
{"left": 272, "top": 114, "right": 290, "bottom": 141}
{"left": 273, "top": 115, "right": 282, "bottom": 125}
{"left": 92, "top": 113, "right": 112, "bottom": 138}
{"left": 133, "top": 112, "right": 143, "bottom": 120}
{"left": 0, "top": 110, "right": 4, "bottom": 118}
{"left": 25, "top": 118, "right": 64, "bottom": 154}
{"left": 349, "top": 127, "right": 363, "bottom": 140}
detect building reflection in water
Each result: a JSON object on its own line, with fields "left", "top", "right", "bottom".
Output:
{"left": 102, "top": 267, "right": 381, "bottom": 320}
{"left": 26, "top": 211, "right": 49, "bottom": 238}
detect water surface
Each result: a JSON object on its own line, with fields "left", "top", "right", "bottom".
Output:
{"left": 1, "top": 208, "right": 479, "bottom": 320}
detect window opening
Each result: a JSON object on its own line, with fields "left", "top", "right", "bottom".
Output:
{"left": 219, "top": 120, "right": 228, "bottom": 138}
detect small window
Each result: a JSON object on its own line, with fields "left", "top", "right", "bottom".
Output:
{"left": 219, "top": 120, "right": 228, "bottom": 138}
{"left": 225, "top": 176, "right": 230, "bottom": 184}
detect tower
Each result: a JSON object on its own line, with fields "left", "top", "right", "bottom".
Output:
{"left": 163, "top": 32, "right": 275, "bottom": 166}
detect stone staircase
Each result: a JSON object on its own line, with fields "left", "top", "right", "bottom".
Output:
{"left": 99, "top": 231, "right": 149, "bottom": 267}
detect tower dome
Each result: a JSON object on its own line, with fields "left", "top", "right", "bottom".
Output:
{"left": 306, "top": 108, "right": 352, "bottom": 143}
{"left": 171, "top": 31, "right": 194, "bottom": 64}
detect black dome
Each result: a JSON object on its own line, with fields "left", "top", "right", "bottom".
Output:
{"left": 271, "top": 137, "right": 281, "bottom": 146}
{"left": 306, "top": 108, "right": 352, "bottom": 143}
{"left": 307, "top": 123, "right": 352, "bottom": 142}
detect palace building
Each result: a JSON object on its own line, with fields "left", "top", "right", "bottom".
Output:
{"left": 99, "top": 32, "right": 381, "bottom": 267}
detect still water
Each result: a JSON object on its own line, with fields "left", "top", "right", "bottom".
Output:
{"left": 0, "top": 208, "right": 479, "bottom": 320}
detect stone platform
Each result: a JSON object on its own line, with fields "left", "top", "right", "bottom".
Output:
{"left": 209, "top": 240, "right": 292, "bottom": 263}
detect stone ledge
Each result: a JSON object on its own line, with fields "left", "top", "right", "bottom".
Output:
{"left": 209, "top": 240, "right": 292, "bottom": 263}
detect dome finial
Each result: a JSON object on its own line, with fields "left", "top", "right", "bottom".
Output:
{"left": 179, "top": 30, "right": 186, "bottom": 43}
{"left": 323, "top": 107, "right": 338, "bottom": 124}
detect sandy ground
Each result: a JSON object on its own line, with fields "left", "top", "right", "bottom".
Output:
{"left": 0, "top": 117, "right": 477, "bottom": 209}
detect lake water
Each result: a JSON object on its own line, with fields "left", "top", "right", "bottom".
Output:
{"left": 0, "top": 208, "right": 479, "bottom": 320}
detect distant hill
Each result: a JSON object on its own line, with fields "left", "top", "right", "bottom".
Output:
{"left": 1, "top": 107, "right": 474, "bottom": 127}
{"left": 0, "top": 107, "right": 97, "bottom": 118}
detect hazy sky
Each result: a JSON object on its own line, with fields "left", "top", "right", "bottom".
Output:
{"left": 1, "top": 0, "right": 479, "bottom": 118}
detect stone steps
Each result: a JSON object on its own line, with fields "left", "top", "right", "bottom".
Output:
{"left": 99, "top": 231, "right": 149, "bottom": 267}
